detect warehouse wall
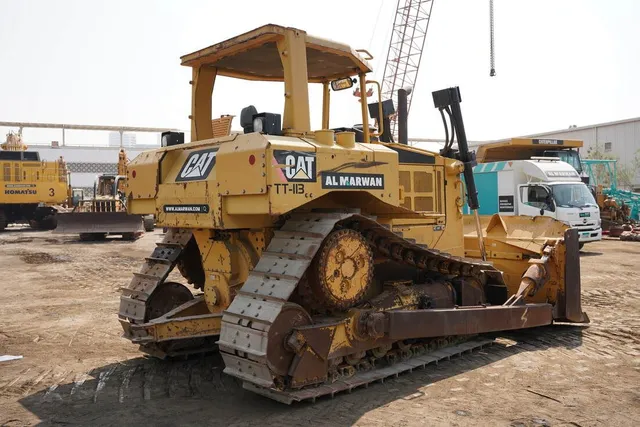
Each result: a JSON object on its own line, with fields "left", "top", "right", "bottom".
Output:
{"left": 527, "top": 118, "right": 640, "bottom": 188}
{"left": 32, "top": 145, "right": 153, "bottom": 193}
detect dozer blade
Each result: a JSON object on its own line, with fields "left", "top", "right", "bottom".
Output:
{"left": 463, "top": 214, "right": 568, "bottom": 253}
{"left": 53, "top": 212, "right": 144, "bottom": 235}
{"left": 463, "top": 214, "right": 589, "bottom": 323}
{"left": 555, "top": 227, "right": 589, "bottom": 323}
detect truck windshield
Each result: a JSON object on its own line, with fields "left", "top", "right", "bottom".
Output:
{"left": 551, "top": 183, "right": 597, "bottom": 208}
{"left": 545, "top": 151, "right": 582, "bottom": 174}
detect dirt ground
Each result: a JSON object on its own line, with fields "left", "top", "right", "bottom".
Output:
{"left": 0, "top": 227, "right": 638, "bottom": 427}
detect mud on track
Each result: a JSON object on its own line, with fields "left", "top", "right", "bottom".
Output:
{"left": 0, "top": 229, "right": 638, "bottom": 426}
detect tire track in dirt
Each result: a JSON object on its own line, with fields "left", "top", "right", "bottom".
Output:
{"left": 5, "top": 354, "right": 243, "bottom": 406}
{"left": 4, "top": 321, "right": 634, "bottom": 410}
{"left": 579, "top": 284, "right": 640, "bottom": 357}
{"left": 3, "top": 232, "right": 640, "bottom": 426}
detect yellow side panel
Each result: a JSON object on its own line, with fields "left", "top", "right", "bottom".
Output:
{"left": 266, "top": 138, "right": 317, "bottom": 215}
{"left": 156, "top": 182, "right": 218, "bottom": 228}
{"left": 0, "top": 160, "right": 68, "bottom": 205}
{"left": 217, "top": 134, "right": 268, "bottom": 197}
{"left": 266, "top": 139, "right": 400, "bottom": 216}
{"left": 128, "top": 199, "right": 156, "bottom": 215}
{"left": 224, "top": 194, "right": 270, "bottom": 215}
{"left": 395, "top": 224, "right": 462, "bottom": 257}
{"left": 397, "top": 164, "right": 446, "bottom": 216}
{"left": 126, "top": 150, "right": 165, "bottom": 205}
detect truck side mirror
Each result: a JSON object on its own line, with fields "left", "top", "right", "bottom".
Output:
{"left": 544, "top": 194, "right": 555, "bottom": 212}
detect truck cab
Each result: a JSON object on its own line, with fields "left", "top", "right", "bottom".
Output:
{"left": 517, "top": 169, "right": 601, "bottom": 244}
{"left": 467, "top": 158, "right": 601, "bottom": 247}
{"left": 473, "top": 138, "right": 589, "bottom": 184}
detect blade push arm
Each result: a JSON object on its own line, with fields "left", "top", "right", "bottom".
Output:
{"left": 432, "top": 87, "right": 479, "bottom": 210}
{"left": 432, "top": 87, "right": 486, "bottom": 260}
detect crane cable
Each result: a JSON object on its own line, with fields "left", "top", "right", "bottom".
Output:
{"left": 368, "top": 0, "right": 386, "bottom": 50}
{"left": 490, "top": 0, "right": 496, "bottom": 77}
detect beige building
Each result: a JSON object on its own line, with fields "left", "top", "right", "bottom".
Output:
{"left": 526, "top": 117, "right": 640, "bottom": 188}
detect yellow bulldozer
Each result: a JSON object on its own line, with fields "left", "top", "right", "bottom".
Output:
{"left": 0, "top": 131, "right": 70, "bottom": 231}
{"left": 54, "top": 149, "right": 155, "bottom": 240}
{"left": 117, "top": 25, "right": 588, "bottom": 403}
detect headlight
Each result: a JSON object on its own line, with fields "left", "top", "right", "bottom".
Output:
{"left": 253, "top": 117, "right": 264, "bottom": 133}
{"left": 598, "top": 218, "right": 602, "bottom": 226}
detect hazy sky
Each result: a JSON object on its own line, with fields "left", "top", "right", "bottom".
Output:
{"left": 1, "top": 0, "right": 639, "bottom": 145}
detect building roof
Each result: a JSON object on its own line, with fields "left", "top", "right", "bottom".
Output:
{"left": 0, "top": 121, "right": 176, "bottom": 133}
{"left": 521, "top": 116, "right": 640, "bottom": 139}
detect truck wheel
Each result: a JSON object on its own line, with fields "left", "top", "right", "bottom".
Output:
{"left": 122, "top": 232, "right": 141, "bottom": 241}
{"left": 79, "top": 233, "right": 107, "bottom": 242}
{"left": 30, "top": 215, "right": 57, "bottom": 230}
{"left": 0, "top": 210, "right": 7, "bottom": 231}
{"left": 28, "top": 211, "right": 57, "bottom": 230}
{"left": 578, "top": 243, "right": 585, "bottom": 251}
{"left": 40, "top": 215, "right": 58, "bottom": 230}
{"left": 143, "top": 216, "right": 155, "bottom": 232}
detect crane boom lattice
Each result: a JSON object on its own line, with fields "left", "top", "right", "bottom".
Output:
{"left": 381, "top": 0, "right": 435, "bottom": 136}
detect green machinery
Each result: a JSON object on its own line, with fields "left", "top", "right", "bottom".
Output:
{"left": 582, "top": 159, "right": 640, "bottom": 223}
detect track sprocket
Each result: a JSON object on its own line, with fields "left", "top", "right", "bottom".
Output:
{"left": 308, "top": 229, "right": 373, "bottom": 311}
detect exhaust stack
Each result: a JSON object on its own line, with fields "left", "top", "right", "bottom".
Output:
{"left": 397, "top": 87, "right": 411, "bottom": 145}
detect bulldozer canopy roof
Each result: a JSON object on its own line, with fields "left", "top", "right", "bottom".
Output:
{"left": 475, "top": 138, "right": 584, "bottom": 163}
{"left": 180, "top": 24, "right": 372, "bottom": 83}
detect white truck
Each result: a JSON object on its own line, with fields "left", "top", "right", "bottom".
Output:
{"left": 466, "top": 158, "right": 602, "bottom": 248}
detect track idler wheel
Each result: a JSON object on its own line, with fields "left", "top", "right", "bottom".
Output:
{"left": 309, "top": 229, "right": 373, "bottom": 312}
{"left": 266, "top": 303, "right": 312, "bottom": 376}
{"left": 145, "top": 281, "right": 194, "bottom": 321}
{"left": 143, "top": 282, "right": 206, "bottom": 359}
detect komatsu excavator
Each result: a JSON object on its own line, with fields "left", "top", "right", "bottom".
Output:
{"left": 0, "top": 131, "right": 69, "bottom": 230}
{"left": 118, "top": 25, "right": 588, "bottom": 403}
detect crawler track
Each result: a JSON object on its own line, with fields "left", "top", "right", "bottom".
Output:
{"left": 117, "top": 211, "right": 511, "bottom": 400}
{"left": 243, "top": 338, "right": 495, "bottom": 404}
{"left": 118, "top": 228, "right": 194, "bottom": 355}
{"left": 217, "top": 211, "right": 507, "bottom": 399}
